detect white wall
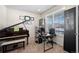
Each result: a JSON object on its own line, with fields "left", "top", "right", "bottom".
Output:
{"left": 6, "top": 8, "right": 41, "bottom": 40}
{"left": 0, "top": 5, "right": 7, "bottom": 29}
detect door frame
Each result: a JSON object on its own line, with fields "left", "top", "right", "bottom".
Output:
{"left": 76, "top": 6, "right": 78, "bottom": 53}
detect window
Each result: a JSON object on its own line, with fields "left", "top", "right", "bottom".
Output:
{"left": 53, "top": 11, "right": 64, "bottom": 35}
{"left": 46, "top": 15, "right": 53, "bottom": 32}
{"left": 45, "top": 10, "right": 64, "bottom": 35}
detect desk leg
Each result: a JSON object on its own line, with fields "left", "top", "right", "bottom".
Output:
{"left": 44, "top": 40, "right": 45, "bottom": 52}
{"left": 43, "top": 37, "right": 46, "bottom": 52}
{"left": 51, "top": 38, "right": 53, "bottom": 48}
{"left": 52, "top": 41, "right": 53, "bottom": 48}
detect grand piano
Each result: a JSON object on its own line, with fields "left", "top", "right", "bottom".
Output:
{"left": 0, "top": 16, "right": 30, "bottom": 53}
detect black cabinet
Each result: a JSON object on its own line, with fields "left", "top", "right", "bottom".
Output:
{"left": 64, "top": 7, "right": 76, "bottom": 53}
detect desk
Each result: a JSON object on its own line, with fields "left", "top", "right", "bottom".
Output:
{"left": 42, "top": 34, "right": 54, "bottom": 52}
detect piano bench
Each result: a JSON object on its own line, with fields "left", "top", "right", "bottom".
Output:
{"left": 1, "top": 39, "right": 26, "bottom": 53}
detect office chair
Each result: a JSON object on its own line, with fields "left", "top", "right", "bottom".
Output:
{"left": 46, "top": 28, "right": 56, "bottom": 46}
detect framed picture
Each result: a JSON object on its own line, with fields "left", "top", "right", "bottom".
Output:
{"left": 31, "top": 17, "right": 34, "bottom": 21}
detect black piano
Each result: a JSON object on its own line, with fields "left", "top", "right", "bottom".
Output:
{"left": 0, "top": 20, "right": 29, "bottom": 53}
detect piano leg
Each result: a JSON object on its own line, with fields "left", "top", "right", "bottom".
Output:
{"left": 23, "top": 41, "right": 25, "bottom": 48}
{"left": 2, "top": 45, "right": 6, "bottom": 53}
{"left": 26, "top": 37, "right": 28, "bottom": 45}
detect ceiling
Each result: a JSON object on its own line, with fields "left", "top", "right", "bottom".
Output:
{"left": 6, "top": 5, "right": 55, "bottom": 14}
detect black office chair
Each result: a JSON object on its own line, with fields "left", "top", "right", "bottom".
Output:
{"left": 49, "top": 28, "right": 56, "bottom": 36}
{"left": 46, "top": 28, "right": 56, "bottom": 46}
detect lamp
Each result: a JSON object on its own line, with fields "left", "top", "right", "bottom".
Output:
{"left": 24, "top": 16, "right": 31, "bottom": 21}
{"left": 31, "top": 17, "right": 34, "bottom": 21}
